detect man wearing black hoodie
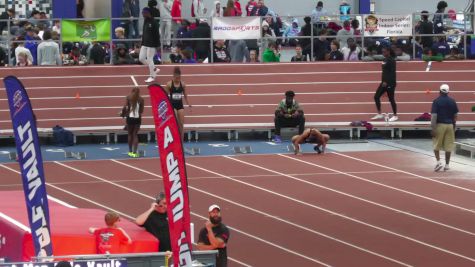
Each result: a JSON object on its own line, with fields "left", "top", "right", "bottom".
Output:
{"left": 140, "top": 7, "right": 161, "bottom": 83}
{"left": 148, "top": 0, "right": 161, "bottom": 26}
{"left": 192, "top": 19, "right": 211, "bottom": 62}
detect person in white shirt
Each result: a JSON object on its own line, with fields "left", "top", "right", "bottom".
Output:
{"left": 14, "top": 36, "right": 33, "bottom": 65}
{"left": 311, "top": 1, "right": 327, "bottom": 28}
{"left": 159, "top": 0, "right": 173, "bottom": 47}
{"left": 211, "top": 1, "right": 223, "bottom": 17}
{"left": 192, "top": 0, "right": 207, "bottom": 20}
{"left": 37, "top": 30, "right": 61, "bottom": 66}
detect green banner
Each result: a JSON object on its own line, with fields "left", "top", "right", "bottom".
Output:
{"left": 61, "top": 19, "right": 111, "bottom": 42}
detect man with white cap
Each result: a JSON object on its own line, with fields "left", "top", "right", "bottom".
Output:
{"left": 197, "top": 204, "right": 230, "bottom": 267}
{"left": 431, "top": 84, "right": 459, "bottom": 171}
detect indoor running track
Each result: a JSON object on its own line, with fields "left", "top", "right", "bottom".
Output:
{"left": 1, "top": 150, "right": 475, "bottom": 267}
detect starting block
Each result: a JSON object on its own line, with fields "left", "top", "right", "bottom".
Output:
{"left": 64, "top": 151, "right": 87, "bottom": 160}
{"left": 233, "top": 146, "right": 252, "bottom": 154}
{"left": 184, "top": 147, "right": 200, "bottom": 155}
{"left": 8, "top": 152, "right": 17, "bottom": 161}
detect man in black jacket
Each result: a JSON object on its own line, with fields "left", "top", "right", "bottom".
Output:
{"left": 192, "top": 19, "right": 211, "bottom": 62}
{"left": 417, "top": 11, "right": 433, "bottom": 48}
{"left": 0, "top": 9, "right": 15, "bottom": 34}
{"left": 140, "top": 7, "right": 160, "bottom": 83}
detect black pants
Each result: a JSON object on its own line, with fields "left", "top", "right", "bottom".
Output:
{"left": 374, "top": 83, "right": 397, "bottom": 115}
{"left": 274, "top": 115, "right": 305, "bottom": 135}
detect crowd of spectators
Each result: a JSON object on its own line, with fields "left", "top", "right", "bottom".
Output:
{"left": 0, "top": 0, "right": 472, "bottom": 66}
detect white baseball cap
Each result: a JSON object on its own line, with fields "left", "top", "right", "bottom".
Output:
{"left": 440, "top": 84, "right": 450, "bottom": 94}
{"left": 208, "top": 204, "right": 221, "bottom": 212}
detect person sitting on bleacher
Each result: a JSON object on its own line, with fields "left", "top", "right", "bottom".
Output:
{"left": 273, "top": 90, "right": 305, "bottom": 143}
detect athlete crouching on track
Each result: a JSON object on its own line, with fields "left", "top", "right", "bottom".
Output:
{"left": 291, "top": 128, "right": 330, "bottom": 155}
{"left": 164, "top": 66, "right": 191, "bottom": 141}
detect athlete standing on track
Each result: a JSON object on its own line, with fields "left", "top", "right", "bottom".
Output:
{"left": 140, "top": 7, "right": 161, "bottom": 83}
{"left": 121, "top": 87, "right": 144, "bottom": 158}
{"left": 371, "top": 46, "right": 399, "bottom": 122}
{"left": 164, "top": 67, "right": 191, "bottom": 141}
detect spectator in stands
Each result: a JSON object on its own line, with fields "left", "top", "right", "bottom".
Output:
{"left": 15, "top": 36, "right": 33, "bottom": 66}
{"left": 176, "top": 19, "right": 192, "bottom": 49}
{"left": 433, "top": 37, "right": 450, "bottom": 57}
{"left": 229, "top": 39, "right": 249, "bottom": 62}
{"left": 148, "top": 0, "right": 161, "bottom": 20}
{"left": 394, "top": 46, "right": 410, "bottom": 61}
{"left": 182, "top": 49, "right": 197, "bottom": 63}
{"left": 224, "top": 0, "right": 237, "bottom": 16}
{"left": 170, "top": 45, "right": 185, "bottom": 63}
{"left": 114, "top": 46, "right": 134, "bottom": 65}
{"left": 77, "top": 0, "right": 85, "bottom": 18}
{"left": 192, "top": 0, "right": 207, "bottom": 22}
{"left": 337, "top": 20, "right": 353, "bottom": 49}
{"left": 314, "top": 28, "right": 329, "bottom": 61}
{"left": 351, "top": 18, "right": 360, "bottom": 36}
{"left": 272, "top": 90, "right": 305, "bottom": 143}
{"left": 248, "top": 49, "right": 259, "bottom": 62}
{"left": 56, "top": 261, "right": 72, "bottom": 267}
{"left": 433, "top": 1, "right": 447, "bottom": 34}
{"left": 0, "top": 9, "right": 15, "bottom": 35}
{"left": 140, "top": 7, "right": 160, "bottom": 82}
{"left": 212, "top": 1, "right": 224, "bottom": 17}
{"left": 245, "top": 0, "right": 257, "bottom": 16}
{"left": 197, "top": 205, "right": 230, "bottom": 267}
{"left": 250, "top": 0, "right": 268, "bottom": 16}
{"left": 311, "top": 1, "right": 327, "bottom": 29}
{"left": 25, "top": 27, "right": 39, "bottom": 65}
{"left": 341, "top": 38, "right": 360, "bottom": 61}
{"left": 234, "top": 0, "right": 243, "bottom": 16}
{"left": 89, "top": 211, "right": 132, "bottom": 254}
{"left": 327, "top": 39, "right": 343, "bottom": 60}
{"left": 121, "top": 87, "right": 145, "bottom": 157}
{"left": 159, "top": 0, "right": 172, "bottom": 48}
{"left": 164, "top": 66, "right": 191, "bottom": 140}
{"left": 422, "top": 47, "right": 444, "bottom": 62}
{"left": 291, "top": 128, "right": 330, "bottom": 155}
{"left": 283, "top": 19, "right": 301, "bottom": 46}
{"left": 431, "top": 84, "right": 459, "bottom": 172}
{"left": 299, "top": 16, "right": 318, "bottom": 58}
{"left": 213, "top": 40, "right": 231, "bottom": 62}
{"left": 39, "top": 11, "right": 50, "bottom": 29}
{"left": 0, "top": 47, "right": 6, "bottom": 66}
{"left": 37, "top": 30, "right": 61, "bottom": 65}
{"left": 260, "top": 20, "right": 276, "bottom": 53}
{"left": 171, "top": 0, "right": 182, "bottom": 35}
{"left": 17, "top": 51, "right": 32, "bottom": 67}
{"left": 52, "top": 20, "right": 61, "bottom": 34}
{"left": 130, "top": 0, "right": 141, "bottom": 38}
{"left": 265, "top": 13, "right": 283, "bottom": 45}
{"left": 135, "top": 192, "right": 172, "bottom": 252}
{"left": 291, "top": 44, "right": 307, "bottom": 62}
{"left": 371, "top": 46, "right": 398, "bottom": 122}
{"left": 416, "top": 11, "right": 434, "bottom": 48}
{"left": 29, "top": 10, "right": 41, "bottom": 27}
{"left": 445, "top": 47, "right": 464, "bottom": 60}
{"left": 192, "top": 19, "right": 211, "bottom": 62}
{"left": 114, "top": 26, "right": 129, "bottom": 50}
{"left": 89, "top": 42, "right": 106, "bottom": 64}
{"left": 262, "top": 41, "right": 280, "bottom": 62}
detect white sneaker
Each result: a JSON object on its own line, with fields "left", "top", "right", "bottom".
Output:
{"left": 434, "top": 162, "right": 443, "bottom": 172}
{"left": 145, "top": 77, "right": 155, "bottom": 83}
{"left": 444, "top": 165, "right": 450, "bottom": 171}
{"left": 371, "top": 114, "right": 385, "bottom": 120}
{"left": 388, "top": 116, "right": 399, "bottom": 122}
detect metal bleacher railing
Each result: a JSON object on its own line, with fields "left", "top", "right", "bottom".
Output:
{"left": 0, "top": 11, "right": 474, "bottom": 65}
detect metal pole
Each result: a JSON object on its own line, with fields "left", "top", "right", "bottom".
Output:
{"left": 210, "top": 16, "right": 214, "bottom": 63}
{"left": 412, "top": 12, "right": 416, "bottom": 60}
{"left": 310, "top": 16, "right": 314, "bottom": 61}
{"left": 361, "top": 14, "right": 365, "bottom": 59}
{"left": 464, "top": 11, "right": 467, "bottom": 59}
{"left": 7, "top": 16, "right": 11, "bottom": 66}
{"left": 59, "top": 18, "right": 63, "bottom": 65}
{"left": 109, "top": 17, "right": 114, "bottom": 65}
{"left": 159, "top": 17, "right": 163, "bottom": 64}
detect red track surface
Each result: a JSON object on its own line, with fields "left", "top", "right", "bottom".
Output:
{"left": 1, "top": 61, "right": 474, "bottom": 131}
{"left": 1, "top": 150, "right": 475, "bottom": 266}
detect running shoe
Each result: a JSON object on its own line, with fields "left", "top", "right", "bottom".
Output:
{"left": 128, "top": 152, "right": 135, "bottom": 157}
{"left": 371, "top": 114, "right": 385, "bottom": 120}
{"left": 145, "top": 77, "right": 155, "bottom": 83}
{"left": 272, "top": 135, "right": 282, "bottom": 143}
{"left": 313, "top": 145, "right": 322, "bottom": 154}
{"left": 388, "top": 116, "right": 399, "bottom": 122}
{"left": 434, "top": 162, "right": 443, "bottom": 172}
{"left": 444, "top": 164, "right": 450, "bottom": 171}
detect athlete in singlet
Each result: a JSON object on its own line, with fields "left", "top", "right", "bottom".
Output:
{"left": 164, "top": 66, "right": 191, "bottom": 141}
{"left": 291, "top": 128, "right": 330, "bottom": 155}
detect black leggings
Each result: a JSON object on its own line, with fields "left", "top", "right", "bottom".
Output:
{"left": 374, "top": 83, "right": 397, "bottom": 115}
{"left": 127, "top": 124, "right": 141, "bottom": 153}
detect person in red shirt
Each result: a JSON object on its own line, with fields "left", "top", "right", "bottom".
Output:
{"left": 245, "top": 0, "right": 257, "bottom": 16}
{"left": 234, "top": 0, "right": 242, "bottom": 16}
{"left": 89, "top": 212, "right": 132, "bottom": 254}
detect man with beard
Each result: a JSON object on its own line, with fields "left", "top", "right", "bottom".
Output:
{"left": 135, "top": 192, "right": 171, "bottom": 252}
{"left": 197, "top": 204, "right": 230, "bottom": 267}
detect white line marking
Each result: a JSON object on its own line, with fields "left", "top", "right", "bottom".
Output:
{"left": 0, "top": 211, "right": 30, "bottom": 232}
{"left": 190, "top": 159, "right": 475, "bottom": 263}
{"left": 224, "top": 156, "right": 475, "bottom": 237}
{"left": 55, "top": 160, "right": 329, "bottom": 266}
{"left": 332, "top": 152, "right": 475, "bottom": 194}
{"left": 130, "top": 75, "right": 138, "bottom": 87}
{"left": 48, "top": 195, "right": 77, "bottom": 208}
{"left": 0, "top": 163, "right": 252, "bottom": 267}
{"left": 110, "top": 159, "right": 405, "bottom": 266}
{"left": 426, "top": 61, "right": 432, "bottom": 72}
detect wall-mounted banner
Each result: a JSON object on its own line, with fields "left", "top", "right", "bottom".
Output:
{"left": 61, "top": 19, "right": 111, "bottom": 42}
{"left": 212, "top": 17, "right": 261, "bottom": 40}
{"left": 363, "top": 14, "right": 413, "bottom": 37}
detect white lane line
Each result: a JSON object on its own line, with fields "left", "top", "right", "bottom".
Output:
{"left": 224, "top": 156, "right": 475, "bottom": 237}
{"left": 189, "top": 160, "right": 475, "bottom": 264}
{"left": 54, "top": 160, "right": 330, "bottom": 266}
{"left": 332, "top": 152, "right": 475, "bottom": 194}
{"left": 279, "top": 154, "right": 475, "bottom": 214}
{"left": 426, "top": 61, "right": 432, "bottom": 72}
{"left": 130, "top": 75, "right": 138, "bottom": 87}
{"left": 0, "top": 163, "right": 252, "bottom": 266}
{"left": 110, "top": 159, "right": 408, "bottom": 266}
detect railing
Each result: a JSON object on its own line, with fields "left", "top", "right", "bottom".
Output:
{"left": 0, "top": 11, "right": 473, "bottom": 66}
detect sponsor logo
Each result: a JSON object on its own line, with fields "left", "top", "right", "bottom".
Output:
{"left": 12, "top": 90, "right": 26, "bottom": 117}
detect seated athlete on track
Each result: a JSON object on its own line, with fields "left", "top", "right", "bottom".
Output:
{"left": 291, "top": 128, "right": 330, "bottom": 155}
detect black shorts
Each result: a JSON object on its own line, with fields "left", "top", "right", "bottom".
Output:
{"left": 126, "top": 117, "right": 141, "bottom": 126}
{"left": 172, "top": 101, "right": 184, "bottom": 110}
